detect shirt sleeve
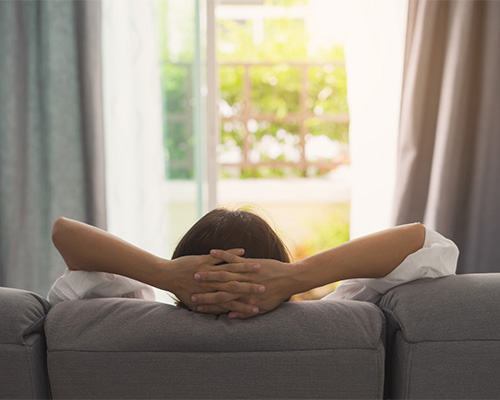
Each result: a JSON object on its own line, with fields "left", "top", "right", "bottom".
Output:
{"left": 321, "top": 225, "right": 459, "bottom": 303}
{"left": 47, "top": 268, "right": 156, "bottom": 306}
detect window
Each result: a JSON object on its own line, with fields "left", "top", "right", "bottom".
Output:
{"left": 158, "top": 0, "right": 352, "bottom": 299}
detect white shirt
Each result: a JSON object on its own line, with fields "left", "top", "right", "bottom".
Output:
{"left": 322, "top": 226, "right": 459, "bottom": 303}
{"left": 47, "top": 226, "right": 459, "bottom": 306}
{"left": 47, "top": 269, "right": 155, "bottom": 305}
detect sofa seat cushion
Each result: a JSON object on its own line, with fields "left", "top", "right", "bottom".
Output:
{"left": 46, "top": 298, "right": 385, "bottom": 399}
{"left": 0, "top": 287, "right": 51, "bottom": 399}
{"left": 379, "top": 274, "right": 500, "bottom": 399}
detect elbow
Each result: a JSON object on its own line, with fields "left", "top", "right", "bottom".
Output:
{"left": 411, "top": 222, "right": 426, "bottom": 250}
{"left": 52, "top": 217, "right": 78, "bottom": 270}
{"left": 52, "top": 217, "right": 70, "bottom": 247}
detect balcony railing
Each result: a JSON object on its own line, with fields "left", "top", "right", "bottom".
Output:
{"left": 161, "top": 60, "right": 350, "bottom": 179}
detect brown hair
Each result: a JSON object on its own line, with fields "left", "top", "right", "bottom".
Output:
{"left": 172, "top": 208, "right": 291, "bottom": 308}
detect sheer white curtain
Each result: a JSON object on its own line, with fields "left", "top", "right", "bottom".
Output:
{"left": 344, "top": 0, "right": 408, "bottom": 238}
{"left": 102, "top": 0, "right": 168, "bottom": 258}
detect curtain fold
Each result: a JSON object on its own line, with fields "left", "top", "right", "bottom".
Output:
{"left": 0, "top": 0, "right": 105, "bottom": 295}
{"left": 393, "top": 0, "right": 500, "bottom": 273}
{"left": 102, "top": 0, "right": 168, "bottom": 261}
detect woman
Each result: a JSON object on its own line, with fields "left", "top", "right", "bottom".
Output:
{"left": 48, "top": 208, "right": 459, "bottom": 319}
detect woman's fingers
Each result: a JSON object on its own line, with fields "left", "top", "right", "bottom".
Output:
{"left": 221, "top": 280, "right": 265, "bottom": 294}
{"left": 192, "top": 291, "right": 240, "bottom": 304}
{"left": 209, "top": 249, "right": 246, "bottom": 264}
{"left": 197, "top": 300, "right": 259, "bottom": 316}
{"left": 193, "top": 304, "right": 227, "bottom": 315}
{"left": 222, "top": 300, "right": 259, "bottom": 315}
{"left": 201, "top": 249, "right": 245, "bottom": 266}
{"left": 194, "top": 265, "right": 260, "bottom": 282}
{"left": 192, "top": 285, "right": 262, "bottom": 303}
{"left": 227, "top": 311, "right": 260, "bottom": 319}
{"left": 226, "top": 248, "right": 245, "bottom": 256}
{"left": 195, "top": 261, "right": 261, "bottom": 282}
{"left": 192, "top": 281, "right": 264, "bottom": 301}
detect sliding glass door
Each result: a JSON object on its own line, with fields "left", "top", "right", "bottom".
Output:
{"left": 157, "top": 0, "right": 216, "bottom": 255}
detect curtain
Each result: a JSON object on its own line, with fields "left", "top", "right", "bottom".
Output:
{"left": 102, "top": 0, "right": 168, "bottom": 260}
{"left": 393, "top": 0, "right": 500, "bottom": 273}
{"left": 0, "top": 1, "right": 105, "bottom": 295}
{"left": 344, "top": 0, "right": 408, "bottom": 239}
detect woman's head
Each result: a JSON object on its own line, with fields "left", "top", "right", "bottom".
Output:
{"left": 172, "top": 208, "right": 291, "bottom": 263}
{"left": 172, "top": 208, "right": 290, "bottom": 309}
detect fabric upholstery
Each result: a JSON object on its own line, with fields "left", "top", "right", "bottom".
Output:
{"left": 0, "top": 287, "right": 51, "bottom": 399}
{"left": 46, "top": 298, "right": 386, "bottom": 399}
{"left": 380, "top": 274, "right": 500, "bottom": 399}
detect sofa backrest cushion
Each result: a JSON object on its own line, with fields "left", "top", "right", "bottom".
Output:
{"left": 46, "top": 298, "right": 385, "bottom": 399}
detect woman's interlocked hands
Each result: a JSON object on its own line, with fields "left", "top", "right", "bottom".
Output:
{"left": 190, "top": 250, "right": 299, "bottom": 319}
{"left": 167, "top": 249, "right": 268, "bottom": 316}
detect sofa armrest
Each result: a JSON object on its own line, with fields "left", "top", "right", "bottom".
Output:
{"left": 380, "top": 274, "right": 500, "bottom": 399}
{"left": 0, "top": 287, "right": 51, "bottom": 399}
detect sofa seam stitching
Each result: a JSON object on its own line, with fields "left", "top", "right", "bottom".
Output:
{"left": 406, "top": 334, "right": 413, "bottom": 398}
{"left": 24, "top": 340, "right": 36, "bottom": 398}
{"left": 46, "top": 347, "right": 385, "bottom": 354}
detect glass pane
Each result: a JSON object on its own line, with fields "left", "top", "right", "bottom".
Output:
{"left": 307, "top": 65, "right": 349, "bottom": 115}
{"left": 250, "top": 120, "right": 300, "bottom": 162}
{"left": 250, "top": 65, "right": 301, "bottom": 117}
{"left": 157, "top": 0, "right": 207, "bottom": 266}
{"left": 219, "top": 65, "right": 244, "bottom": 117}
{"left": 164, "top": 120, "right": 193, "bottom": 179}
{"left": 304, "top": 118, "right": 349, "bottom": 177}
{"left": 217, "top": 16, "right": 306, "bottom": 63}
{"left": 219, "top": 120, "right": 245, "bottom": 179}
{"left": 161, "top": 64, "right": 190, "bottom": 114}
{"left": 305, "top": 118, "right": 349, "bottom": 142}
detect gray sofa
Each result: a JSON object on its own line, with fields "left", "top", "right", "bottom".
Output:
{"left": 1, "top": 274, "right": 500, "bottom": 399}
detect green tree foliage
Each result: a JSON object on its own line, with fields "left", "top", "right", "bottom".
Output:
{"left": 307, "top": 66, "right": 349, "bottom": 116}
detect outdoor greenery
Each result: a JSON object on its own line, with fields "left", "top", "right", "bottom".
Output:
{"left": 290, "top": 203, "right": 350, "bottom": 300}
{"left": 157, "top": 0, "right": 350, "bottom": 179}
{"left": 218, "top": 13, "right": 349, "bottom": 178}
{"left": 292, "top": 204, "right": 350, "bottom": 261}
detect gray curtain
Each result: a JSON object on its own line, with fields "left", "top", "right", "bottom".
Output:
{"left": 0, "top": 0, "right": 106, "bottom": 295}
{"left": 393, "top": 0, "right": 500, "bottom": 273}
